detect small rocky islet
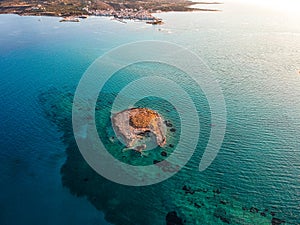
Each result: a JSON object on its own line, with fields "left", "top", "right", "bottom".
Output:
{"left": 112, "top": 107, "right": 167, "bottom": 153}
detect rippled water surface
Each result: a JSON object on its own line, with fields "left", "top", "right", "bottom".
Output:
{"left": 1, "top": 1, "right": 300, "bottom": 224}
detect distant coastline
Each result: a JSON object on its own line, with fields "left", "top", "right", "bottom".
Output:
{"left": 0, "top": 0, "right": 222, "bottom": 23}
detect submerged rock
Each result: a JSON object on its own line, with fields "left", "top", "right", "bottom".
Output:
{"left": 213, "top": 189, "right": 221, "bottom": 194}
{"left": 220, "top": 200, "right": 227, "bottom": 205}
{"left": 214, "top": 207, "right": 230, "bottom": 224}
{"left": 182, "top": 185, "right": 195, "bottom": 194}
{"left": 164, "top": 120, "right": 173, "bottom": 127}
{"left": 161, "top": 151, "right": 168, "bottom": 157}
{"left": 260, "top": 212, "right": 266, "bottom": 217}
{"left": 166, "top": 211, "right": 184, "bottom": 225}
{"left": 170, "top": 128, "right": 176, "bottom": 133}
{"left": 250, "top": 207, "right": 259, "bottom": 213}
{"left": 194, "top": 202, "right": 202, "bottom": 208}
{"left": 271, "top": 217, "right": 285, "bottom": 225}
{"left": 153, "top": 159, "right": 162, "bottom": 164}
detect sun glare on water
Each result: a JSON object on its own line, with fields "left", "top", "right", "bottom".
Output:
{"left": 236, "top": 0, "right": 300, "bottom": 13}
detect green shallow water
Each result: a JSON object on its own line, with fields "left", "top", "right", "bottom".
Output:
{"left": 38, "top": 87, "right": 274, "bottom": 225}
{"left": 95, "top": 61, "right": 208, "bottom": 167}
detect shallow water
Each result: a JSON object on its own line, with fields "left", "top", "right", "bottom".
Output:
{"left": 1, "top": 1, "right": 300, "bottom": 224}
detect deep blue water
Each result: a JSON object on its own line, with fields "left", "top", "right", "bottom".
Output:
{"left": 1, "top": 1, "right": 300, "bottom": 224}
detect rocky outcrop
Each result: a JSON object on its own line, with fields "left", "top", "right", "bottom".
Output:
{"left": 112, "top": 108, "right": 166, "bottom": 152}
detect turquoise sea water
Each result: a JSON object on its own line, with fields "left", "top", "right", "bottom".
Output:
{"left": 1, "top": 1, "right": 300, "bottom": 224}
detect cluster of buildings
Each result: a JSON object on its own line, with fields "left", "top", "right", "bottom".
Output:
{"left": 86, "top": 7, "right": 158, "bottom": 21}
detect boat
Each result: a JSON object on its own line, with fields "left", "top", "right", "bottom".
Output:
{"left": 146, "top": 19, "right": 163, "bottom": 25}
{"left": 78, "top": 15, "right": 88, "bottom": 19}
{"left": 59, "top": 17, "right": 80, "bottom": 22}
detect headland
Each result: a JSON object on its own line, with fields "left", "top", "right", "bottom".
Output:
{"left": 0, "top": 0, "right": 222, "bottom": 23}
